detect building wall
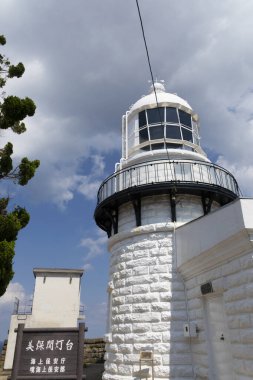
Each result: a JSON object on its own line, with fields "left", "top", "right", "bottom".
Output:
{"left": 4, "top": 272, "right": 83, "bottom": 370}
{"left": 176, "top": 199, "right": 253, "bottom": 379}
{"left": 181, "top": 250, "right": 253, "bottom": 379}
{"left": 32, "top": 273, "right": 81, "bottom": 326}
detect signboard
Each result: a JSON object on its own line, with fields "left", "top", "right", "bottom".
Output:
{"left": 11, "top": 324, "right": 86, "bottom": 380}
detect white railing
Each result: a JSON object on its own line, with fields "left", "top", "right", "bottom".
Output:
{"left": 97, "top": 159, "right": 240, "bottom": 204}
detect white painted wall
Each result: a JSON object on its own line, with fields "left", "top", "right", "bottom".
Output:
{"left": 32, "top": 272, "right": 81, "bottom": 326}
{"left": 176, "top": 198, "right": 253, "bottom": 379}
{"left": 4, "top": 269, "right": 83, "bottom": 370}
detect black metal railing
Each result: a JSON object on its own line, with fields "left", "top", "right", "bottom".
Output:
{"left": 97, "top": 159, "right": 240, "bottom": 204}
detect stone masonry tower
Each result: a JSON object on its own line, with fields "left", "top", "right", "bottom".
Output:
{"left": 94, "top": 82, "right": 240, "bottom": 380}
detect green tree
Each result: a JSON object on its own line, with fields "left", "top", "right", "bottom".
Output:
{"left": 0, "top": 35, "right": 40, "bottom": 296}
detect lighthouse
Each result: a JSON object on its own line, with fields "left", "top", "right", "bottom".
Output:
{"left": 94, "top": 82, "right": 240, "bottom": 379}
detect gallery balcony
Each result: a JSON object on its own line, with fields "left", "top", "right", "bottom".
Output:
{"left": 94, "top": 159, "right": 240, "bottom": 235}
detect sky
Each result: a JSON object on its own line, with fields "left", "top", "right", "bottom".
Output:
{"left": 0, "top": 0, "right": 253, "bottom": 341}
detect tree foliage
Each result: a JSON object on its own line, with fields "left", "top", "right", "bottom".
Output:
{"left": 0, "top": 35, "right": 40, "bottom": 296}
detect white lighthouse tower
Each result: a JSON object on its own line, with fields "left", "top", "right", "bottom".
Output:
{"left": 94, "top": 82, "right": 239, "bottom": 379}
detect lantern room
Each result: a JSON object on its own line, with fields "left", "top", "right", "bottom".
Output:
{"left": 122, "top": 82, "right": 205, "bottom": 162}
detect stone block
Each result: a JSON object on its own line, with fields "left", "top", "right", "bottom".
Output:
{"left": 151, "top": 302, "right": 170, "bottom": 312}
{"left": 125, "top": 293, "right": 159, "bottom": 304}
{"left": 150, "top": 283, "right": 171, "bottom": 293}
{"left": 132, "top": 266, "right": 149, "bottom": 276}
{"left": 106, "top": 352, "right": 124, "bottom": 364}
{"left": 151, "top": 322, "right": 170, "bottom": 332}
{"left": 118, "top": 344, "right": 133, "bottom": 354}
{"left": 132, "top": 332, "right": 162, "bottom": 343}
{"left": 118, "top": 287, "right": 132, "bottom": 296}
{"left": 112, "top": 334, "right": 125, "bottom": 344}
{"left": 104, "top": 362, "right": 118, "bottom": 373}
{"left": 114, "top": 279, "right": 125, "bottom": 288}
{"left": 133, "top": 250, "right": 150, "bottom": 259}
{"left": 132, "top": 323, "right": 151, "bottom": 333}
{"left": 132, "top": 284, "right": 150, "bottom": 294}
{"left": 117, "top": 324, "right": 132, "bottom": 334}
{"left": 125, "top": 274, "right": 159, "bottom": 286}
{"left": 150, "top": 265, "right": 170, "bottom": 274}
{"left": 124, "top": 312, "right": 161, "bottom": 323}
{"left": 126, "top": 257, "right": 157, "bottom": 269}
{"left": 118, "top": 304, "right": 132, "bottom": 314}
{"left": 112, "top": 314, "right": 125, "bottom": 324}
{"left": 108, "top": 344, "right": 118, "bottom": 353}
{"left": 117, "top": 364, "right": 132, "bottom": 376}
{"left": 112, "top": 296, "right": 125, "bottom": 306}
{"left": 132, "top": 303, "right": 151, "bottom": 313}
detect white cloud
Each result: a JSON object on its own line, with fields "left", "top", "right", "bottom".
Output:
{"left": 0, "top": 112, "right": 119, "bottom": 207}
{"left": 83, "top": 263, "right": 93, "bottom": 272}
{"left": 80, "top": 231, "right": 107, "bottom": 262}
{"left": 0, "top": 282, "right": 26, "bottom": 307}
{"left": 1, "top": 0, "right": 253, "bottom": 202}
{"left": 0, "top": 282, "right": 30, "bottom": 340}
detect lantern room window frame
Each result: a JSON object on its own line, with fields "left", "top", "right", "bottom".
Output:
{"left": 137, "top": 106, "right": 199, "bottom": 152}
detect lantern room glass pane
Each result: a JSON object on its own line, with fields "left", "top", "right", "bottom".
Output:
{"left": 179, "top": 110, "right": 192, "bottom": 128}
{"left": 151, "top": 143, "right": 164, "bottom": 150}
{"left": 181, "top": 128, "right": 193, "bottom": 142}
{"left": 166, "top": 143, "right": 183, "bottom": 149}
{"left": 147, "top": 107, "right": 164, "bottom": 124}
{"left": 166, "top": 107, "right": 178, "bottom": 123}
{"left": 149, "top": 125, "right": 164, "bottom": 140}
{"left": 139, "top": 127, "right": 149, "bottom": 143}
{"left": 141, "top": 145, "right": 150, "bottom": 151}
{"left": 166, "top": 125, "right": 181, "bottom": 139}
{"left": 139, "top": 110, "right": 147, "bottom": 127}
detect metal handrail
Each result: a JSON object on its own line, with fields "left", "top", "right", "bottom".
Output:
{"left": 97, "top": 159, "right": 240, "bottom": 205}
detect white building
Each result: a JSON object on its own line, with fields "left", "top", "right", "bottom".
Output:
{"left": 4, "top": 268, "right": 84, "bottom": 370}
{"left": 94, "top": 82, "right": 253, "bottom": 379}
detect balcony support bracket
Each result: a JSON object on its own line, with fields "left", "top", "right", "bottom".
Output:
{"left": 132, "top": 196, "right": 142, "bottom": 227}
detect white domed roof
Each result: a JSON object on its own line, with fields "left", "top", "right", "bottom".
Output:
{"left": 129, "top": 82, "right": 192, "bottom": 114}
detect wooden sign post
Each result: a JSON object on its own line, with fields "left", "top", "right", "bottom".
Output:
{"left": 11, "top": 323, "right": 86, "bottom": 379}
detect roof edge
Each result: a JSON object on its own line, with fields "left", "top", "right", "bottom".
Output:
{"left": 33, "top": 268, "right": 84, "bottom": 277}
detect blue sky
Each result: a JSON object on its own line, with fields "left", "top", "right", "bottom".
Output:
{"left": 1, "top": 0, "right": 253, "bottom": 341}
